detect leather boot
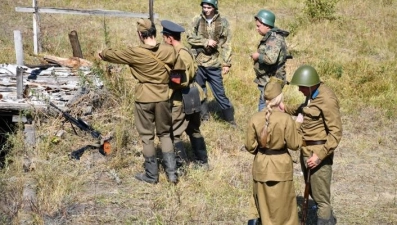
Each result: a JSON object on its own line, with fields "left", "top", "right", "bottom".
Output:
{"left": 200, "top": 99, "right": 210, "bottom": 121}
{"left": 317, "top": 214, "right": 337, "bottom": 225}
{"left": 174, "top": 141, "right": 189, "bottom": 176}
{"left": 247, "top": 218, "right": 261, "bottom": 225}
{"left": 135, "top": 156, "right": 158, "bottom": 184}
{"left": 190, "top": 136, "right": 212, "bottom": 170}
{"left": 162, "top": 152, "right": 178, "bottom": 184}
{"left": 222, "top": 107, "right": 237, "bottom": 127}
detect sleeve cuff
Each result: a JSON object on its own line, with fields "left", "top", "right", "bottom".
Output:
{"left": 316, "top": 147, "right": 328, "bottom": 160}
{"left": 258, "top": 54, "right": 264, "bottom": 64}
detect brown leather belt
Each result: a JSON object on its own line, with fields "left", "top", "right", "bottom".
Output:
{"left": 258, "top": 148, "right": 288, "bottom": 155}
{"left": 302, "top": 140, "right": 327, "bottom": 147}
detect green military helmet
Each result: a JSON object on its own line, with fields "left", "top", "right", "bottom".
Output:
{"left": 255, "top": 9, "right": 275, "bottom": 27}
{"left": 201, "top": 0, "right": 218, "bottom": 9}
{"left": 290, "top": 65, "right": 321, "bottom": 87}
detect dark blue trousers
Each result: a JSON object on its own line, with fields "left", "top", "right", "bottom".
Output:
{"left": 195, "top": 66, "right": 233, "bottom": 110}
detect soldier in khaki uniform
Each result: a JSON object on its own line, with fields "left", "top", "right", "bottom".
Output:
{"left": 251, "top": 9, "right": 289, "bottom": 112}
{"left": 160, "top": 20, "right": 210, "bottom": 172}
{"left": 245, "top": 81, "right": 302, "bottom": 225}
{"left": 282, "top": 65, "right": 342, "bottom": 225}
{"left": 99, "top": 18, "right": 184, "bottom": 184}
{"left": 187, "top": 0, "right": 236, "bottom": 126}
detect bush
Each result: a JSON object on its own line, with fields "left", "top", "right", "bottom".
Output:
{"left": 304, "top": 0, "right": 339, "bottom": 21}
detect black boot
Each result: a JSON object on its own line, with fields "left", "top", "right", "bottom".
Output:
{"left": 190, "top": 136, "right": 211, "bottom": 171}
{"left": 222, "top": 107, "right": 237, "bottom": 127}
{"left": 247, "top": 218, "right": 261, "bottom": 225}
{"left": 162, "top": 152, "right": 178, "bottom": 184}
{"left": 317, "top": 214, "right": 337, "bottom": 225}
{"left": 174, "top": 141, "right": 189, "bottom": 176}
{"left": 135, "top": 156, "right": 159, "bottom": 184}
{"left": 200, "top": 99, "right": 210, "bottom": 121}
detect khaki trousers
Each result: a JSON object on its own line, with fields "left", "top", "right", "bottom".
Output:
{"left": 301, "top": 153, "right": 334, "bottom": 220}
{"left": 134, "top": 101, "right": 173, "bottom": 157}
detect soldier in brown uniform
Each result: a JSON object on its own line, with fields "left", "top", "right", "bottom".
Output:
{"left": 160, "top": 20, "right": 210, "bottom": 172}
{"left": 245, "top": 81, "right": 302, "bottom": 225}
{"left": 98, "top": 18, "right": 184, "bottom": 184}
{"left": 187, "top": 0, "right": 236, "bottom": 126}
{"left": 281, "top": 65, "right": 342, "bottom": 225}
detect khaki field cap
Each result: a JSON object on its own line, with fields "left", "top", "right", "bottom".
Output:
{"left": 137, "top": 18, "right": 152, "bottom": 32}
{"left": 264, "top": 81, "right": 282, "bottom": 100}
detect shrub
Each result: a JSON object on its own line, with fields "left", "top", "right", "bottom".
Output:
{"left": 304, "top": 0, "right": 339, "bottom": 21}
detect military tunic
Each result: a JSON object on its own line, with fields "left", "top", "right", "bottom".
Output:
{"left": 284, "top": 83, "right": 342, "bottom": 221}
{"left": 101, "top": 43, "right": 180, "bottom": 156}
{"left": 187, "top": 13, "right": 232, "bottom": 68}
{"left": 171, "top": 44, "right": 204, "bottom": 139}
{"left": 245, "top": 109, "right": 301, "bottom": 225}
{"left": 254, "top": 28, "right": 289, "bottom": 86}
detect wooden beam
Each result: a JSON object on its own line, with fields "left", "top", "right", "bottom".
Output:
{"left": 32, "top": 0, "right": 41, "bottom": 54}
{"left": 149, "top": 0, "right": 154, "bottom": 22}
{"left": 14, "top": 30, "right": 24, "bottom": 65}
{"left": 15, "top": 7, "right": 158, "bottom": 18}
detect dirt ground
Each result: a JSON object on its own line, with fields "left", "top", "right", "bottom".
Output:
{"left": 1, "top": 107, "right": 396, "bottom": 225}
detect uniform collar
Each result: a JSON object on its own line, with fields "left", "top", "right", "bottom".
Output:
{"left": 311, "top": 85, "right": 320, "bottom": 99}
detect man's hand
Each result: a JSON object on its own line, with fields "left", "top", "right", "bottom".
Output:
{"left": 251, "top": 52, "right": 260, "bottom": 61}
{"left": 307, "top": 153, "right": 321, "bottom": 169}
{"left": 222, "top": 66, "right": 230, "bottom": 75}
{"left": 296, "top": 113, "right": 304, "bottom": 123}
{"left": 207, "top": 39, "right": 217, "bottom": 48}
{"left": 97, "top": 51, "right": 104, "bottom": 60}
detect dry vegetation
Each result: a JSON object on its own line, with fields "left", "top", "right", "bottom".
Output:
{"left": 1, "top": 0, "right": 397, "bottom": 224}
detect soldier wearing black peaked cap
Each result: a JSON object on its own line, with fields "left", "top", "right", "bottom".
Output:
{"left": 161, "top": 19, "right": 211, "bottom": 174}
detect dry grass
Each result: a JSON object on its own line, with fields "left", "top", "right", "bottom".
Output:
{"left": 1, "top": 0, "right": 397, "bottom": 224}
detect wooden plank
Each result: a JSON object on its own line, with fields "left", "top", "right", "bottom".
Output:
{"left": 32, "top": 0, "right": 41, "bottom": 54}
{"left": 0, "top": 102, "right": 46, "bottom": 110}
{"left": 17, "top": 67, "right": 24, "bottom": 99}
{"left": 15, "top": 7, "right": 158, "bottom": 18}
{"left": 14, "top": 30, "right": 24, "bottom": 65}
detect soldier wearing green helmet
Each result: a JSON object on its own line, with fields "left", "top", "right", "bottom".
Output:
{"left": 289, "top": 64, "right": 321, "bottom": 87}
{"left": 282, "top": 65, "right": 342, "bottom": 225}
{"left": 188, "top": 0, "right": 236, "bottom": 127}
{"left": 251, "top": 9, "right": 290, "bottom": 112}
{"left": 200, "top": 0, "right": 218, "bottom": 9}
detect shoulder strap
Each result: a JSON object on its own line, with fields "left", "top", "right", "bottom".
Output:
{"left": 140, "top": 47, "right": 171, "bottom": 73}
{"left": 310, "top": 105, "right": 329, "bottom": 134}
{"left": 178, "top": 47, "right": 194, "bottom": 59}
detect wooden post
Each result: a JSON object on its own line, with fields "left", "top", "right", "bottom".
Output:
{"left": 16, "top": 67, "right": 24, "bottom": 99}
{"left": 14, "top": 30, "right": 24, "bottom": 66}
{"left": 149, "top": 0, "right": 154, "bottom": 22}
{"left": 32, "top": 0, "right": 41, "bottom": 54}
{"left": 68, "top": 30, "right": 84, "bottom": 58}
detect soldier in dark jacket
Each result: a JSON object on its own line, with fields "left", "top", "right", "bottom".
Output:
{"left": 187, "top": 0, "right": 236, "bottom": 127}
{"left": 99, "top": 18, "right": 185, "bottom": 184}
{"left": 251, "top": 9, "right": 289, "bottom": 112}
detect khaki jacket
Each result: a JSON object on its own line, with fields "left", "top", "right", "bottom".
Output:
{"left": 170, "top": 44, "right": 205, "bottom": 106}
{"left": 245, "top": 110, "right": 302, "bottom": 182}
{"left": 284, "top": 83, "right": 342, "bottom": 160}
{"left": 101, "top": 43, "right": 178, "bottom": 103}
